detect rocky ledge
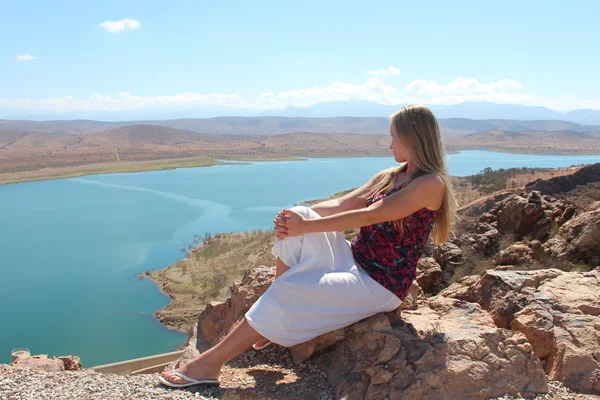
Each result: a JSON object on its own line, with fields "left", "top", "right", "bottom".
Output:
{"left": 166, "top": 264, "right": 600, "bottom": 400}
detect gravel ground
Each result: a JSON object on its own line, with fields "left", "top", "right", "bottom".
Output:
{"left": 490, "top": 381, "right": 600, "bottom": 400}
{"left": 0, "top": 345, "right": 335, "bottom": 400}
{"left": 2, "top": 353, "right": 599, "bottom": 400}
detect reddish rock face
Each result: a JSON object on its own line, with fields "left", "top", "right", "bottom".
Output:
{"left": 544, "top": 201, "right": 600, "bottom": 265}
{"left": 464, "top": 191, "right": 574, "bottom": 245}
{"left": 442, "top": 267, "right": 600, "bottom": 393}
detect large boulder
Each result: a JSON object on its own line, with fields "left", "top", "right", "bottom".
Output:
{"left": 543, "top": 201, "right": 600, "bottom": 265}
{"left": 174, "top": 267, "right": 549, "bottom": 399}
{"left": 312, "top": 297, "right": 547, "bottom": 400}
{"left": 442, "top": 268, "right": 600, "bottom": 393}
{"left": 195, "top": 265, "right": 275, "bottom": 349}
{"left": 470, "top": 191, "right": 573, "bottom": 242}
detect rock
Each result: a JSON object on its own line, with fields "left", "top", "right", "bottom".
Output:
{"left": 11, "top": 355, "right": 65, "bottom": 372}
{"left": 58, "top": 356, "right": 82, "bottom": 371}
{"left": 398, "top": 281, "right": 422, "bottom": 311}
{"left": 288, "top": 329, "right": 346, "bottom": 365}
{"left": 196, "top": 266, "right": 275, "bottom": 348}
{"left": 416, "top": 257, "right": 443, "bottom": 292}
{"left": 494, "top": 243, "right": 535, "bottom": 266}
{"left": 432, "top": 243, "right": 464, "bottom": 274}
{"left": 313, "top": 297, "right": 547, "bottom": 400}
{"left": 469, "top": 191, "right": 573, "bottom": 242}
{"left": 461, "top": 228, "right": 500, "bottom": 256}
{"left": 442, "top": 268, "right": 600, "bottom": 393}
{"left": 543, "top": 201, "right": 600, "bottom": 265}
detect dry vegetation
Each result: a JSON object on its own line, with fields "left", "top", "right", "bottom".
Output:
{"left": 149, "top": 230, "right": 277, "bottom": 331}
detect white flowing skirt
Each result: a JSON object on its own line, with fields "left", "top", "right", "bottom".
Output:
{"left": 245, "top": 206, "right": 402, "bottom": 347}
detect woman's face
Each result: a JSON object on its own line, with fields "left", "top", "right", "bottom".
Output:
{"left": 389, "top": 124, "right": 410, "bottom": 163}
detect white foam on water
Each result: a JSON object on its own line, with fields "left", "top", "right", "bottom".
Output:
{"left": 70, "top": 178, "right": 230, "bottom": 216}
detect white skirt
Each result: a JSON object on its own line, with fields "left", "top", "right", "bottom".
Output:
{"left": 245, "top": 206, "right": 402, "bottom": 347}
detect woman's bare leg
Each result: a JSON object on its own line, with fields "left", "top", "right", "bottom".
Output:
{"left": 161, "top": 317, "right": 263, "bottom": 383}
{"left": 161, "top": 257, "right": 291, "bottom": 384}
{"left": 252, "top": 257, "right": 290, "bottom": 348}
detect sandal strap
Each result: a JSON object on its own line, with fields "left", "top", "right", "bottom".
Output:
{"left": 173, "top": 371, "right": 219, "bottom": 384}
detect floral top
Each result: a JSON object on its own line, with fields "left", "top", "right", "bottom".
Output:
{"left": 351, "top": 183, "right": 438, "bottom": 300}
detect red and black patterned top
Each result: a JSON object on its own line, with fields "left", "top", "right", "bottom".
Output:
{"left": 351, "top": 183, "right": 438, "bottom": 300}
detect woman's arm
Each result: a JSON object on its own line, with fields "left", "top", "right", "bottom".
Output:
{"left": 309, "top": 175, "right": 379, "bottom": 217}
{"left": 282, "top": 174, "right": 444, "bottom": 236}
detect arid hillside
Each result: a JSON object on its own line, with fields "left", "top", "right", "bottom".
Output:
{"left": 445, "top": 129, "right": 600, "bottom": 153}
{"left": 2, "top": 123, "right": 600, "bottom": 185}
{"left": 2, "top": 116, "right": 599, "bottom": 136}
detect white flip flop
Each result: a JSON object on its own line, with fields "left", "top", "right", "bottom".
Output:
{"left": 252, "top": 340, "right": 272, "bottom": 350}
{"left": 158, "top": 371, "right": 220, "bottom": 388}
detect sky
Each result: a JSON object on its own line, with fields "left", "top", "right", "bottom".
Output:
{"left": 1, "top": 0, "right": 599, "bottom": 114}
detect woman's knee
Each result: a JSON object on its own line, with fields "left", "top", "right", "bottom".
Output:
{"left": 288, "top": 205, "right": 320, "bottom": 220}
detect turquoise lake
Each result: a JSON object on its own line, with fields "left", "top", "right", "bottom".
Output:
{"left": 2, "top": 150, "right": 600, "bottom": 367}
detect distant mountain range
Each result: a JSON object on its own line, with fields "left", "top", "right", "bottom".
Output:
{"left": 1, "top": 116, "right": 599, "bottom": 137}
{"left": 2, "top": 101, "right": 600, "bottom": 124}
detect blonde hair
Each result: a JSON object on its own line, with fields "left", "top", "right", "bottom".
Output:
{"left": 362, "top": 104, "right": 457, "bottom": 244}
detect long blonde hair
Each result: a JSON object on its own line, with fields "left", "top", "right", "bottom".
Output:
{"left": 362, "top": 104, "right": 457, "bottom": 244}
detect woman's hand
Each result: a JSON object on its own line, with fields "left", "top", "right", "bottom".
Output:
{"left": 278, "top": 209, "right": 308, "bottom": 238}
{"left": 272, "top": 209, "right": 308, "bottom": 239}
{"left": 273, "top": 211, "right": 288, "bottom": 240}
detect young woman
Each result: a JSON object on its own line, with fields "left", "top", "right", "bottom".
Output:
{"left": 159, "top": 104, "right": 456, "bottom": 388}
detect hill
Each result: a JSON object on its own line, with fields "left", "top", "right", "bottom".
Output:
{"left": 445, "top": 129, "right": 600, "bottom": 154}
{"left": 1, "top": 116, "right": 599, "bottom": 137}
{"left": 4, "top": 101, "right": 600, "bottom": 124}
{"left": 2, "top": 124, "right": 600, "bottom": 185}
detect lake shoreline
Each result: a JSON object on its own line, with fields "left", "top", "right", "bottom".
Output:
{"left": 4, "top": 146, "right": 600, "bottom": 186}
{"left": 0, "top": 155, "right": 306, "bottom": 186}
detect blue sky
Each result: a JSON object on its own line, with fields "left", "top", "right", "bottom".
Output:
{"left": 1, "top": 0, "right": 599, "bottom": 113}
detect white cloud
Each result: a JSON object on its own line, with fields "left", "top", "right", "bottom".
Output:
{"left": 1, "top": 77, "right": 599, "bottom": 113}
{"left": 365, "top": 66, "right": 401, "bottom": 76}
{"left": 402, "top": 77, "right": 536, "bottom": 105}
{"left": 16, "top": 54, "right": 37, "bottom": 61}
{"left": 0, "top": 92, "right": 242, "bottom": 112}
{"left": 406, "top": 77, "right": 522, "bottom": 97}
{"left": 258, "top": 78, "right": 399, "bottom": 107}
{"left": 99, "top": 18, "right": 141, "bottom": 33}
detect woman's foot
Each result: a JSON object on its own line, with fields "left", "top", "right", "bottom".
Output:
{"left": 252, "top": 339, "right": 271, "bottom": 350}
{"left": 160, "top": 357, "right": 221, "bottom": 386}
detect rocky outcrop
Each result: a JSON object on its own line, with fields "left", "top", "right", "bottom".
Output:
{"left": 543, "top": 201, "right": 600, "bottom": 265}
{"left": 195, "top": 266, "right": 275, "bottom": 350}
{"left": 461, "top": 220, "right": 500, "bottom": 256}
{"left": 442, "top": 268, "right": 600, "bottom": 393}
{"left": 10, "top": 354, "right": 82, "bottom": 372}
{"left": 471, "top": 191, "right": 575, "bottom": 242}
{"left": 313, "top": 297, "right": 547, "bottom": 400}
{"left": 174, "top": 267, "right": 555, "bottom": 399}
{"left": 526, "top": 163, "right": 600, "bottom": 195}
